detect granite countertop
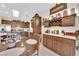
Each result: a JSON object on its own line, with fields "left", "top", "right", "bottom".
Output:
{"left": 43, "top": 33, "right": 76, "bottom": 40}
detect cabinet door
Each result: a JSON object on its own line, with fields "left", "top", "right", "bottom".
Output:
{"left": 43, "top": 35, "right": 47, "bottom": 46}
{"left": 57, "top": 37, "right": 61, "bottom": 54}
{"left": 52, "top": 36, "right": 58, "bottom": 52}
{"left": 43, "top": 21, "right": 50, "bottom": 27}
{"left": 59, "top": 38, "right": 63, "bottom": 56}
{"left": 62, "top": 42, "right": 71, "bottom": 56}
{"left": 62, "top": 38, "right": 75, "bottom": 56}
{"left": 52, "top": 36, "right": 56, "bottom": 52}
{"left": 33, "top": 27, "right": 41, "bottom": 34}
{"left": 52, "top": 36, "right": 75, "bottom": 56}
{"left": 62, "top": 15, "right": 75, "bottom": 26}
{"left": 46, "top": 35, "right": 52, "bottom": 50}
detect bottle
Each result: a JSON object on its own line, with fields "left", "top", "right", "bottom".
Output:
{"left": 56, "top": 30, "right": 59, "bottom": 34}
{"left": 61, "top": 30, "right": 65, "bottom": 35}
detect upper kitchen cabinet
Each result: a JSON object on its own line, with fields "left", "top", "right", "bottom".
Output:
{"left": 31, "top": 13, "right": 41, "bottom": 34}
{"left": 1, "top": 18, "right": 30, "bottom": 28}
{"left": 43, "top": 14, "right": 76, "bottom": 27}
{"left": 43, "top": 20, "right": 50, "bottom": 27}
{"left": 1, "top": 19, "right": 11, "bottom": 25}
{"left": 25, "top": 22, "right": 30, "bottom": 28}
{"left": 11, "top": 20, "right": 30, "bottom": 28}
{"left": 43, "top": 3, "right": 77, "bottom": 27}
{"left": 1, "top": 17, "right": 13, "bottom": 25}
{"left": 50, "top": 3, "right": 67, "bottom": 15}
{"left": 49, "top": 14, "right": 76, "bottom": 26}
{"left": 61, "top": 14, "right": 76, "bottom": 26}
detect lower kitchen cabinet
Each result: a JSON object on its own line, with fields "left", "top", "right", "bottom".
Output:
{"left": 43, "top": 35, "right": 47, "bottom": 47}
{"left": 52, "top": 36, "right": 58, "bottom": 53}
{"left": 43, "top": 34, "right": 75, "bottom": 56}
{"left": 61, "top": 38, "right": 75, "bottom": 56}
{"left": 43, "top": 35, "right": 52, "bottom": 50}
{"left": 46, "top": 35, "right": 52, "bottom": 50}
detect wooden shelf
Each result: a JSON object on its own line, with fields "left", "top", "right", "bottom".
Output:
{"left": 50, "top": 3, "right": 67, "bottom": 15}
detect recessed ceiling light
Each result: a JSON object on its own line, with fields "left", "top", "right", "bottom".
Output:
{"left": 12, "top": 9, "right": 19, "bottom": 18}
{"left": 1, "top": 4, "right": 6, "bottom": 8}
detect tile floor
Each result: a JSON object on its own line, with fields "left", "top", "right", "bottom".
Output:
{"left": 39, "top": 44, "right": 59, "bottom": 56}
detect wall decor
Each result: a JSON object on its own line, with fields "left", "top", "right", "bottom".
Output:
{"left": 63, "top": 10, "right": 68, "bottom": 17}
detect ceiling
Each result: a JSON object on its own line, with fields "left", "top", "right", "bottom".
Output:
{"left": 0, "top": 3, "right": 55, "bottom": 21}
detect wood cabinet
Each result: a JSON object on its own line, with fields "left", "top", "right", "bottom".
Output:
{"left": 43, "top": 34, "right": 75, "bottom": 56}
{"left": 1, "top": 20, "right": 30, "bottom": 28}
{"left": 52, "top": 36, "right": 58, "bottom": 52}
{"left": 48, "top": 3, "right": 76, "bottom": 27}
{"left": 43, "top": 35, "right": 47, "bottom": 46}
{"left": 44, "top": 14, "right": 76, "bottom": 27}
{"left": 61, "top": 38, "right": 75, "bottom": 56}
{"left": 31, "top": 14, "right": 41, "bottom": 34}
{"left": 46, "top": 35, "right": 52, "bottom": 50}
{"left": 43, "top": 20, "right": 50, "bottom": 27}
{"left": 61, "top": 14, "right": 76, "bottom": 26}
{"left": 11, "top": 20, "right": 30, "bottom": 28}
{"left": 50, "top": 3, "right": 67, "bottom": 15}
{"left": 2, "top": 20, "right": 11, "bottom": 25}
{"left": 43, "top": 35, "right": 53, "bottom": 50}
{"left": 25, "top": 22, "right": 30, "bottom": 28}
